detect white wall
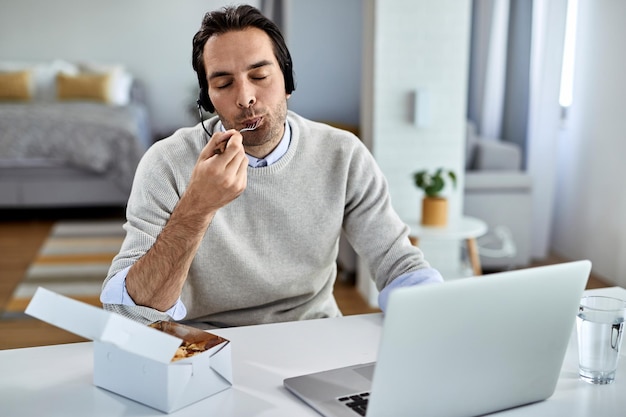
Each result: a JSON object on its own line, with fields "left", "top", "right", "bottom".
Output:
{"left": 366, "top": 0, "right": 470, "bottom": 225}
{"left": 0, "top": 0, "right": 253, "bottom": 137}
{"left": 358, "top": 0, "right": 471, "bottom": 302}
{"left": 552, "top": 0, "right": 626, "bottom": 286}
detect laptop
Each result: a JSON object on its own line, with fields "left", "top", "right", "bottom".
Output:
{"left": 284, "top": 260, "right": 591, "bottom": 417}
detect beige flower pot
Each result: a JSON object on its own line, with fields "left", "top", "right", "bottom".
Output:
{"left": 421, "top": 197, "right": 448, "bottom": 227}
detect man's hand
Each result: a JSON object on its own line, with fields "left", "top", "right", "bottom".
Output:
{"left": 184, "top": 129, "right": 249, "bottom": 219}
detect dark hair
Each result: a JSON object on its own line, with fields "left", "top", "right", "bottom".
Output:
{"left": 192, "top": 4, "right": 295, "bottom": 112}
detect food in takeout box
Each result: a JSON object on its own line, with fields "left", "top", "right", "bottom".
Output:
{"left": 149, "top": 321, "right": 227, "bottom": 362}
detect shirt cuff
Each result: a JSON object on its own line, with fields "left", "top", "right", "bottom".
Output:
{"left": 100, "top": 265, "right": 187, "bottom": 320}
{"left": 377, "top": 267, "right": 444, "bottom": 312}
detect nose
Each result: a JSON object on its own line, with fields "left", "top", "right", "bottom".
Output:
{"left": 236, "top": 81, "right": 256, "bottom": 109}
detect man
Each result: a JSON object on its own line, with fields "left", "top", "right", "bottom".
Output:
{"left": 101, "top": 5, "right": 442, "bottom": 328}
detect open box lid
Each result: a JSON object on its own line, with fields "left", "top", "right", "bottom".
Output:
{"left": 26, "top": 287, "right": 183, "bottom": 364}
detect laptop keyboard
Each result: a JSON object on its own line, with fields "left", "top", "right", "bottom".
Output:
{"left": 338, "top": 392, "right": 370, "bottom": 416}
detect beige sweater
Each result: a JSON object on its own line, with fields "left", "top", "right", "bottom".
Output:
{"left": 103, "top": 111, "right": 431, "bottom": 327}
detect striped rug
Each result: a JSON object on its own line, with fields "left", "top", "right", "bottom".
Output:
{"left": 5, "top": 219, "right": 125, "bottom": 313}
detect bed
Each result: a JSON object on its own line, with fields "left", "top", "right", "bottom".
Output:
{"left": 0, "top": 60, "right": 151, "bottom": 208}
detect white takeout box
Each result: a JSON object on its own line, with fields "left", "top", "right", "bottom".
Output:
{"left": 25, "top": 287, "right": 232, "bottom": 413}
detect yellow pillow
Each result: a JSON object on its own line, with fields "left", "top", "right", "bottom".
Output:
{"left": 56, "top": 72, "right": 111, "bottom": 103}
{"left": 0, "top": 70, "right": 32, "bottom": 101}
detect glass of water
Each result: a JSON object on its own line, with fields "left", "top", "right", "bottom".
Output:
{"left": 577, "top": 295, "right": 626, "bottom": 384}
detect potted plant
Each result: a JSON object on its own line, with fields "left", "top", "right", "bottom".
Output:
{"left": 413, "top": 168, "right": 457, "bottom": 226}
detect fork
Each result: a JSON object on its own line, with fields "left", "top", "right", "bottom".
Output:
{"left": 239, "top": 120, "right": 260, "bottom": 132}
{"left": 214, "top": 120, "right": 259, "bottom": 155}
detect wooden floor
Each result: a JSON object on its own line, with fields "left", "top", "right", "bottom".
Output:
{"left": 0, "top": 214, "right": 610, "bottom": 350}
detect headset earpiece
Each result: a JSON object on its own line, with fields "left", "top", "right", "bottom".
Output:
{"left": 284, "top": 65, "right": 295, "bottom": 94}
{"left": 197, "top": 86, "right": 214, "bottom": 113}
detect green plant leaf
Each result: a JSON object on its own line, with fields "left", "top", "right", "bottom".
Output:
{"left": 425, "top": 176, "right": 444, "bottom": 197}
{"left": 412, "top": 167, "right": 457, "bottom": 197}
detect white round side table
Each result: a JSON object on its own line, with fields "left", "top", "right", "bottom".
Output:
{"left": 405, "top": 216, "right": 488, "bottom": 276}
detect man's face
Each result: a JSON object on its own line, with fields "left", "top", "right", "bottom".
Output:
{"left": 203, "top": 28, "right": 289, "bottom": 156}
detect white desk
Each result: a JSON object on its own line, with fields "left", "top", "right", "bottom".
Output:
{"left": 2, "top": 287, "right": 626, "bottom": 417}
{"left": 406, "top": 216, "right": 488, "bottom": 276}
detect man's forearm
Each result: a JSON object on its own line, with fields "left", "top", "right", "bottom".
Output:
{"left": 125, "top": 197, "right": 215, "bottom": 312}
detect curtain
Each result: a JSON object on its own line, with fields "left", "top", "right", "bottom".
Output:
{"left": 261, "top": 0, "right": 289, "bottom": 39}
{"left": 526, "top": 0, "right": 568, "bottom": 258}
{"left": 467, "top": 0, "right": 510, "bottom": 141}
{"left": 467, "top": 0, "right": 532, "bottom": 163}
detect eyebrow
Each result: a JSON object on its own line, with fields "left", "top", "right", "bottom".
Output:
{"left": 208, "top": 60, "right": 274, "bottom": 80}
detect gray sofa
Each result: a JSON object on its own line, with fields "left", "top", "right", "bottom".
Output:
{"left": 464, "top": 121, "right": 532, "bottom": 270}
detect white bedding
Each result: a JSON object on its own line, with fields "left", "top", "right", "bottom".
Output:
{"left": 0, "top": 101, "right": 150, "bottom": 193}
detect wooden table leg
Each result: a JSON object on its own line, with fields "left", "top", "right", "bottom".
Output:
{"left": 466, "top": 238, "right": 482, "bottom": 276}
